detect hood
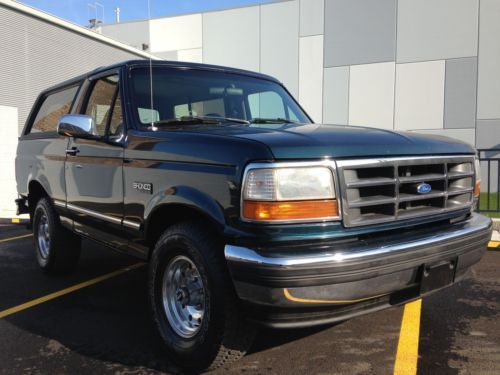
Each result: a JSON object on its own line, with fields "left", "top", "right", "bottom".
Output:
{"left": 194, "top": 123, "right": 475, "bottom": 159}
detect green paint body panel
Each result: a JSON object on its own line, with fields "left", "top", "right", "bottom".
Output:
{"left": 15, "top": 59, "right": 476, "bottom": 253}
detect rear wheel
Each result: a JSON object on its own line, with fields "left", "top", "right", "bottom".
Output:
{"left": 149, "top": 222, "right": 255, "bottom": 372}
{"left": 33, "top": 197, "right": 81, "bottom": 274}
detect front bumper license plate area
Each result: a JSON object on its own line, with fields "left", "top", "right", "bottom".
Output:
{"left": 420, "top": 258, "right": 457, "bottom": 294}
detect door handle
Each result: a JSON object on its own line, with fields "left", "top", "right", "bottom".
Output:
{"left": 66, "top": 147, "right": 79, "bottom": 156}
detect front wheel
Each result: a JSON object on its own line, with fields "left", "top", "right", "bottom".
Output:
{"left": 149, "top": 222, "right": 255, "bottom": 372}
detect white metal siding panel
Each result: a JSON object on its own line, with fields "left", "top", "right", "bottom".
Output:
{"left": 394, "top": 61, "right": 445, "bottom": 130}
{"left": 0, "top": 106, "right": 19, "bottom": 217}
{"left": 202, "top": 7, "right": 260, "bottom": 71}
{"left": 260, "top": 1, "right": 300, "bottom": 97}
{"left": 149, "top": 14, "right": 203, "bottom": 53}
{"left": 0, "top": 6, "right": 145, "bottom": 135}
{"left": 348, "top": 62, "right": 395, "bottom": 130}
{"left": 323, "top": 66, "right": 349, "bottom": 125}
{"left": 299, "top": 35, "right": 324, "bottom": 123}
{"left": 477, "top": 0, "right": 500, "bottom": 119}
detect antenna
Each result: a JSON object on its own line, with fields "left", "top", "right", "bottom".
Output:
{"left": 147, "top": 0, "right": 155, "bottom": 130}
{"left": 87, "top": 2, "right": 104, "bottom": 28}
{"left": 95, "top": 2, "right": 104, "bottom": 23}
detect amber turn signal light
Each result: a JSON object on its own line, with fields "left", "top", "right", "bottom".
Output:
{"left": 242, "top": 199, "right": 339, "bottom": 221}
{"left": 474, "top": 180, "right": 480, "bottom": 198}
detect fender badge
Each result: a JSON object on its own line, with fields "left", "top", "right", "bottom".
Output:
{"left": 133, "top": 182, "right": 153, "bottom": 194}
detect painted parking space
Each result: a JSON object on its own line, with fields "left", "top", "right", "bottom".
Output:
{"left": 488, "top": 240, "right": 500, "bottom": 249}
{"left": 0, "top": 223, "right": 32, "bottom": 241}
{"left": 0, "top": 224, "right": 498, "bottom": 374}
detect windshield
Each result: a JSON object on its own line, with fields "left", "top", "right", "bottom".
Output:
{"left": 130, "top": 67, "right": 311, "bottom": 128}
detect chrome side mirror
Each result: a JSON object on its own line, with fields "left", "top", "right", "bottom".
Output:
{"left": 57, "top": 114, "right": 96, "bottom": 138}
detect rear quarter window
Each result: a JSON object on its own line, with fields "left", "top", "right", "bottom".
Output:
{"left": 30, "top": 85, "right": 79, "bottom": 133}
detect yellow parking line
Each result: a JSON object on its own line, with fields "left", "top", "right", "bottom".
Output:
{"left": 0, "top": 262, "right": 146, "bottom": 319}
{"left": 394, "top": 299, "right": 422, "bottom": 375}
{"left": 488, "top": 241, "right": 500, "bottom": 249}
{"left": 0, "top": 233, "right": 32, "bottom": 243}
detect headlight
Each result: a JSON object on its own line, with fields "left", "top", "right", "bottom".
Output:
{"left": 242, "top": 165, "right": 339, "bottom": 222}
{"left": 474, "top": 155, "right": 481, "bottom": 198}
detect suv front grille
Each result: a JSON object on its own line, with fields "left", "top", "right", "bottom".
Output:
{"left": 336, "top": 156, "right": 475, "bottom": 227}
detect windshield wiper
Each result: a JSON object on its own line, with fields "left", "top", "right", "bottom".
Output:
{"left": 152, "top": 116, "right": 219, "bottom": 126}
{"left": 205, "top": 116, "right": 251, "bottom": 125}
{"left": 251, "top": 117, "right": 300, "bottom": 124}
{"left": 152, "top": 116, "right": 250, "bottom": 127}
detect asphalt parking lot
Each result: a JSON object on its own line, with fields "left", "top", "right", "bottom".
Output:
{"left": 0, "top": 223, "right": 499, "bottom": 375}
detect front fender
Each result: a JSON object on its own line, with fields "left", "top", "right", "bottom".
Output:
{"left": 144, "top": 185, "right": 227, "bottom": 231}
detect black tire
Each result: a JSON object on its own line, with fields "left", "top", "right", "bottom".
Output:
{"left": 149, "top": 222, "right": 255, "bottom": 372}
{"left": 32, "top": 197, "right": 81, "bottom": 274}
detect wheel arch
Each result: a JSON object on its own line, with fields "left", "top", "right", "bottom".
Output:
{"left": 143, "top": 185, "right": 228, "bottom": 257}
{"left": 145, "top": 202, "right": 225, "bottom": 258}
{"left": 27, "top": 179, "right": 49, "bottom": 216}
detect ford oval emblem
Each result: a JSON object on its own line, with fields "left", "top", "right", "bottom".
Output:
{"left": 417, "top": 182, "right": 432, "bottom": 194}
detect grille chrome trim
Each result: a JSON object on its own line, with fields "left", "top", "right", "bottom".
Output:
{"left": 336, "top": 155, "right": 476, "bottom": 227}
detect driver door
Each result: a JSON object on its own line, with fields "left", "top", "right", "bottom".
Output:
{"left": 65, "top": 71, "right": 126, "bottom": 248}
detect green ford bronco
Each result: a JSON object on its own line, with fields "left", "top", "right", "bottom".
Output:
{"left": 15, "top": 60, "right": 492, "bottom": 372}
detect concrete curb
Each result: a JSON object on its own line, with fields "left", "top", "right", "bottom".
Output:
{"left": 492, "top": 218, "right": 500, "bottom": 232}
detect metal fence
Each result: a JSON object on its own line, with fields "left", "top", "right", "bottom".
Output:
{"left": 477, "top": 148, "right": 500, "bottom": 214}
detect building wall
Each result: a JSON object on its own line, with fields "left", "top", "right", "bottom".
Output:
{"left": 100, "top": 0, "right": 500, "bottom": 192}
{"left": 0, "top": 3, "right": 147, "bottom": 217}
{"left": 2, "top": 0, "right": 498, "bottom": 218}
{"left": 100, "top": 0, "right": 500, "bottom": 149}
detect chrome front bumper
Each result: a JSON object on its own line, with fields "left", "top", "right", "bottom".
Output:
{"left": 225, "top": 213, "right": 492, "bottom": 327}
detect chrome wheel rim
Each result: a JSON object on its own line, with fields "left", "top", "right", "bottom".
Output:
{"left": 162, "top": 255, "right": 205, "bottom": 338}
{"left": 37, "top": 213, "right": 50, "bottom": 259}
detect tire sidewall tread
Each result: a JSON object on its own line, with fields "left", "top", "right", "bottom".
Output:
{"left": 32, "top": 197, "right": 81, "bottom": 274}
{"left": 149, "top": 221, "right": 255, "bottom": 372}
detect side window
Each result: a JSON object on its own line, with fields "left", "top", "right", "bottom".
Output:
{"left": 248, "top": 91, "right": 286, "bottom": 119}
{"left": 84, "top": 75, "right": 118, "bottom": 136}
{"left": 31, "top": 86, "right": 79, "bottom": 133}
{"left": 108, "top": 91, "right": 123, "bottom": 136}
{"left": 288, "top": 105, "right": 300, "bottom": 122}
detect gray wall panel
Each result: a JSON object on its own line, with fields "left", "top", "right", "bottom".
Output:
{"left": 476, "top": 120, "right": 500, "bottom": 193}
{"left": 476, "top": 120, "right": 500, "bottom": 150}
{"left": 324, "top": 0, "right": 396, "bottom": 67}
{"left": 202, "top": 7, "right": 260, "bottom": 71}
{"left": 299, "top": 0, "right": 324, "bottom": 36}
{"left": 100, "top": 21, "right": 149, "bottom": 51}
{"left": 397, "top": 0, "right": 479, "bottom": 63}
{"left": 261, "top": 1, "right": 299, "bottom": 97}
{"left": 477, "top": 0, "right": 500, "bottom": 119}
{"left": 444, "top": 57, "right": 477, "bottom": 129}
